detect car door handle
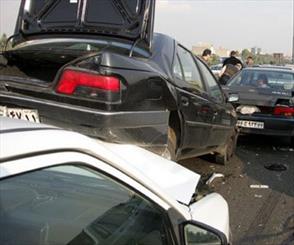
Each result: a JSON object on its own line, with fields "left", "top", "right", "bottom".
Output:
{"left": 181, "top": 97, "right": 189, "bottom": 106}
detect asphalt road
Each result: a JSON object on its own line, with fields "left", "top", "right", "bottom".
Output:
{"left": 180, "top": 135, "right": 294, "bottom": 245}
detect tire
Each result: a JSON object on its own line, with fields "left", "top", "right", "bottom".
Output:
{"left": 161, "top": 127, "right": 177, "bottom": 161}
{"left": 280, "top": 136, "right": 291, "bottom": 146}
{"left": 215, "top": 130, "right": 238, "bottom": 165}
{"left": 228, "top": 130, "right": 238, "bottom": 158}
{"left": 281, "top": 136, "right": 294, "bottom": 147}
{"left": 215, "top": 151, "right": 228, "bottom": 165}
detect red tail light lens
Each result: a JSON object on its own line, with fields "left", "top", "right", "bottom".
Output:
{"left": 56, "top": 69, "right": 120, "bottom": 95}
{"left": 273, "top": 106, "right": 294, "bottom": 117}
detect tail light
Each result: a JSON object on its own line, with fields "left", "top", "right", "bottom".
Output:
{"left": 56, "top": 69, "right": 120, "bottom": 97}
{"left": 273, "top": 105, "right": 294, "bottom": 117}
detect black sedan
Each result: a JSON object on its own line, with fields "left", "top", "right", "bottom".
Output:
{"left": 223, "top": 67, "right": 294, "bottom": 143}
{"left": 0, "top": 0, "right": 237, "bottom": 163}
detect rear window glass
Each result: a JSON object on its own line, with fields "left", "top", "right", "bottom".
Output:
{"left": 228, "top": 69, "right": 294, "bottom": 90}
{"left": 12, "top": 39, "right": 149, "bottom": 58}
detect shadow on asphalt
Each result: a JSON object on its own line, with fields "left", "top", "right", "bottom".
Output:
{"left": 181, "top": 134, "right": 294, "bottom": 197}
{"left": 237, "top": 135, "right": 294, "bottom": 197}
{"left": 180, "top": 135, "right": 294, "bottom": 245}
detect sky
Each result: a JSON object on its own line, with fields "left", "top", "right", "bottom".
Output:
{"left": 0, "top": 0, "right": 293, "bottom": 55}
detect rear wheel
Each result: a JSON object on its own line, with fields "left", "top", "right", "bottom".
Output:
{"left": 280, "top": 136, "right": 291, "bottom": 146}
{"left": 281, "top": 136, "right": 294, "bottom": 147}
{"left": 161, "top": 127, "right": 177, "bottom": 161}
{"left": 215, "top": 152, "right": 228, "bottom": 165}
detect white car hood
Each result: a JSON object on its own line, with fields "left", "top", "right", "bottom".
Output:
{"left": 103, "top": 143, "right": 201, "bottom": 205}
{"left": 190, "top": 193, "right": 230, "bottom": 240}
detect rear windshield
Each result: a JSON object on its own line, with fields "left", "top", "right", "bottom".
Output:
{"left": 10, "top": 39, "right": 149, "bottom": 58}
{"left": 228, "top": 69, "right": 294, "bottom": 90}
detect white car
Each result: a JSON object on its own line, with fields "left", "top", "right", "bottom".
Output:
{"left": 0, "top": 117, "right": 230, "bottom": 245}
{"left": 210, "top": 63, "right": 223, "bottom": 78}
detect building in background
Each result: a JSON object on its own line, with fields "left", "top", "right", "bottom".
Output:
{"left": 273, "top": 53, "right": 284, "bottom": 64}
{"left": 192, "top": 42, "right": 214, "bottom": 55}
{"left": 251, "top": 47, "right": 262, "bottom": 55}
{"left": 214, "top": 47, "right": 230, "bottom": 57}
{"left": 192, "top": 42, "right": 230, "bottom": 57}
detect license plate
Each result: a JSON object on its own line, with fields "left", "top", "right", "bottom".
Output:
{"left": 0, "top": 106, "right": 40, "bottom": 123}
{"left": 237, "top": 120, "right": 264, "bottom": 129}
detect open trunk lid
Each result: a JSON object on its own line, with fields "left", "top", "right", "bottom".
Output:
{"left": 13, "top": 0, "right": 155, "bottom": 52}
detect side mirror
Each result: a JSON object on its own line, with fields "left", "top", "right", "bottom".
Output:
{"left": 228, "top": 94, "right": 239, "bottom": 103}
{"left": 183, "top": 222, "right": 228, "bottom": 245}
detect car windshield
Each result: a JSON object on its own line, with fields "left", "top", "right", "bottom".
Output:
{"left": 228, "top": 69, "right": 294, "bottom": 90}
{"left": 210, "top": 64, "right": 222, "bottom": 70}
{"left": 0, "top": 165, "right": 170, "bottom": 245}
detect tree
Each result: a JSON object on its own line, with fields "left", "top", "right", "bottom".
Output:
{"left": 241, "top": 49, "right": 251, "bottom": 60}
{"left": 210, "top": 54, "right": 221, "bottom": 66}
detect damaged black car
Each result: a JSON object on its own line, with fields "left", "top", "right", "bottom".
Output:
{"left": 0, "top": 0, "right": 237, "bottom": 163}
{"left": 224, "top": 67, "right": 294, "bottom": 144}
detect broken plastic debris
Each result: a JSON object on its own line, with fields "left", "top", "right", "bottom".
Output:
{"left": 264, "top": 163, "right": 287, "bottom": 172}
{"left": 254, "top": 194, "right": 263, "bottom": 198}
{"left": 250, "top": 184, "right": 269, "bottom": 189}
{"left": 277, "top": 147, "right": 291, "bottom": 152}
{"left": 206, "top": 173, "right": 225, "bottom": 185}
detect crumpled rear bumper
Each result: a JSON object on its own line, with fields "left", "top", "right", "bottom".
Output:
{"left": 0, "top": 93, "right": 170, "bottom": 147}
{"left": 237, "top": 114, "right": 294, "bottom": 136}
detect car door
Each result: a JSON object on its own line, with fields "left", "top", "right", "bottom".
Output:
{"left": 173, "top": 45, "right": 214, "bottom": 156}
{"left": 0, "top": 152, "right": 176, "bottom": 245}
{"left": 196, "top": 58, "right": 235, "bottom": 147}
